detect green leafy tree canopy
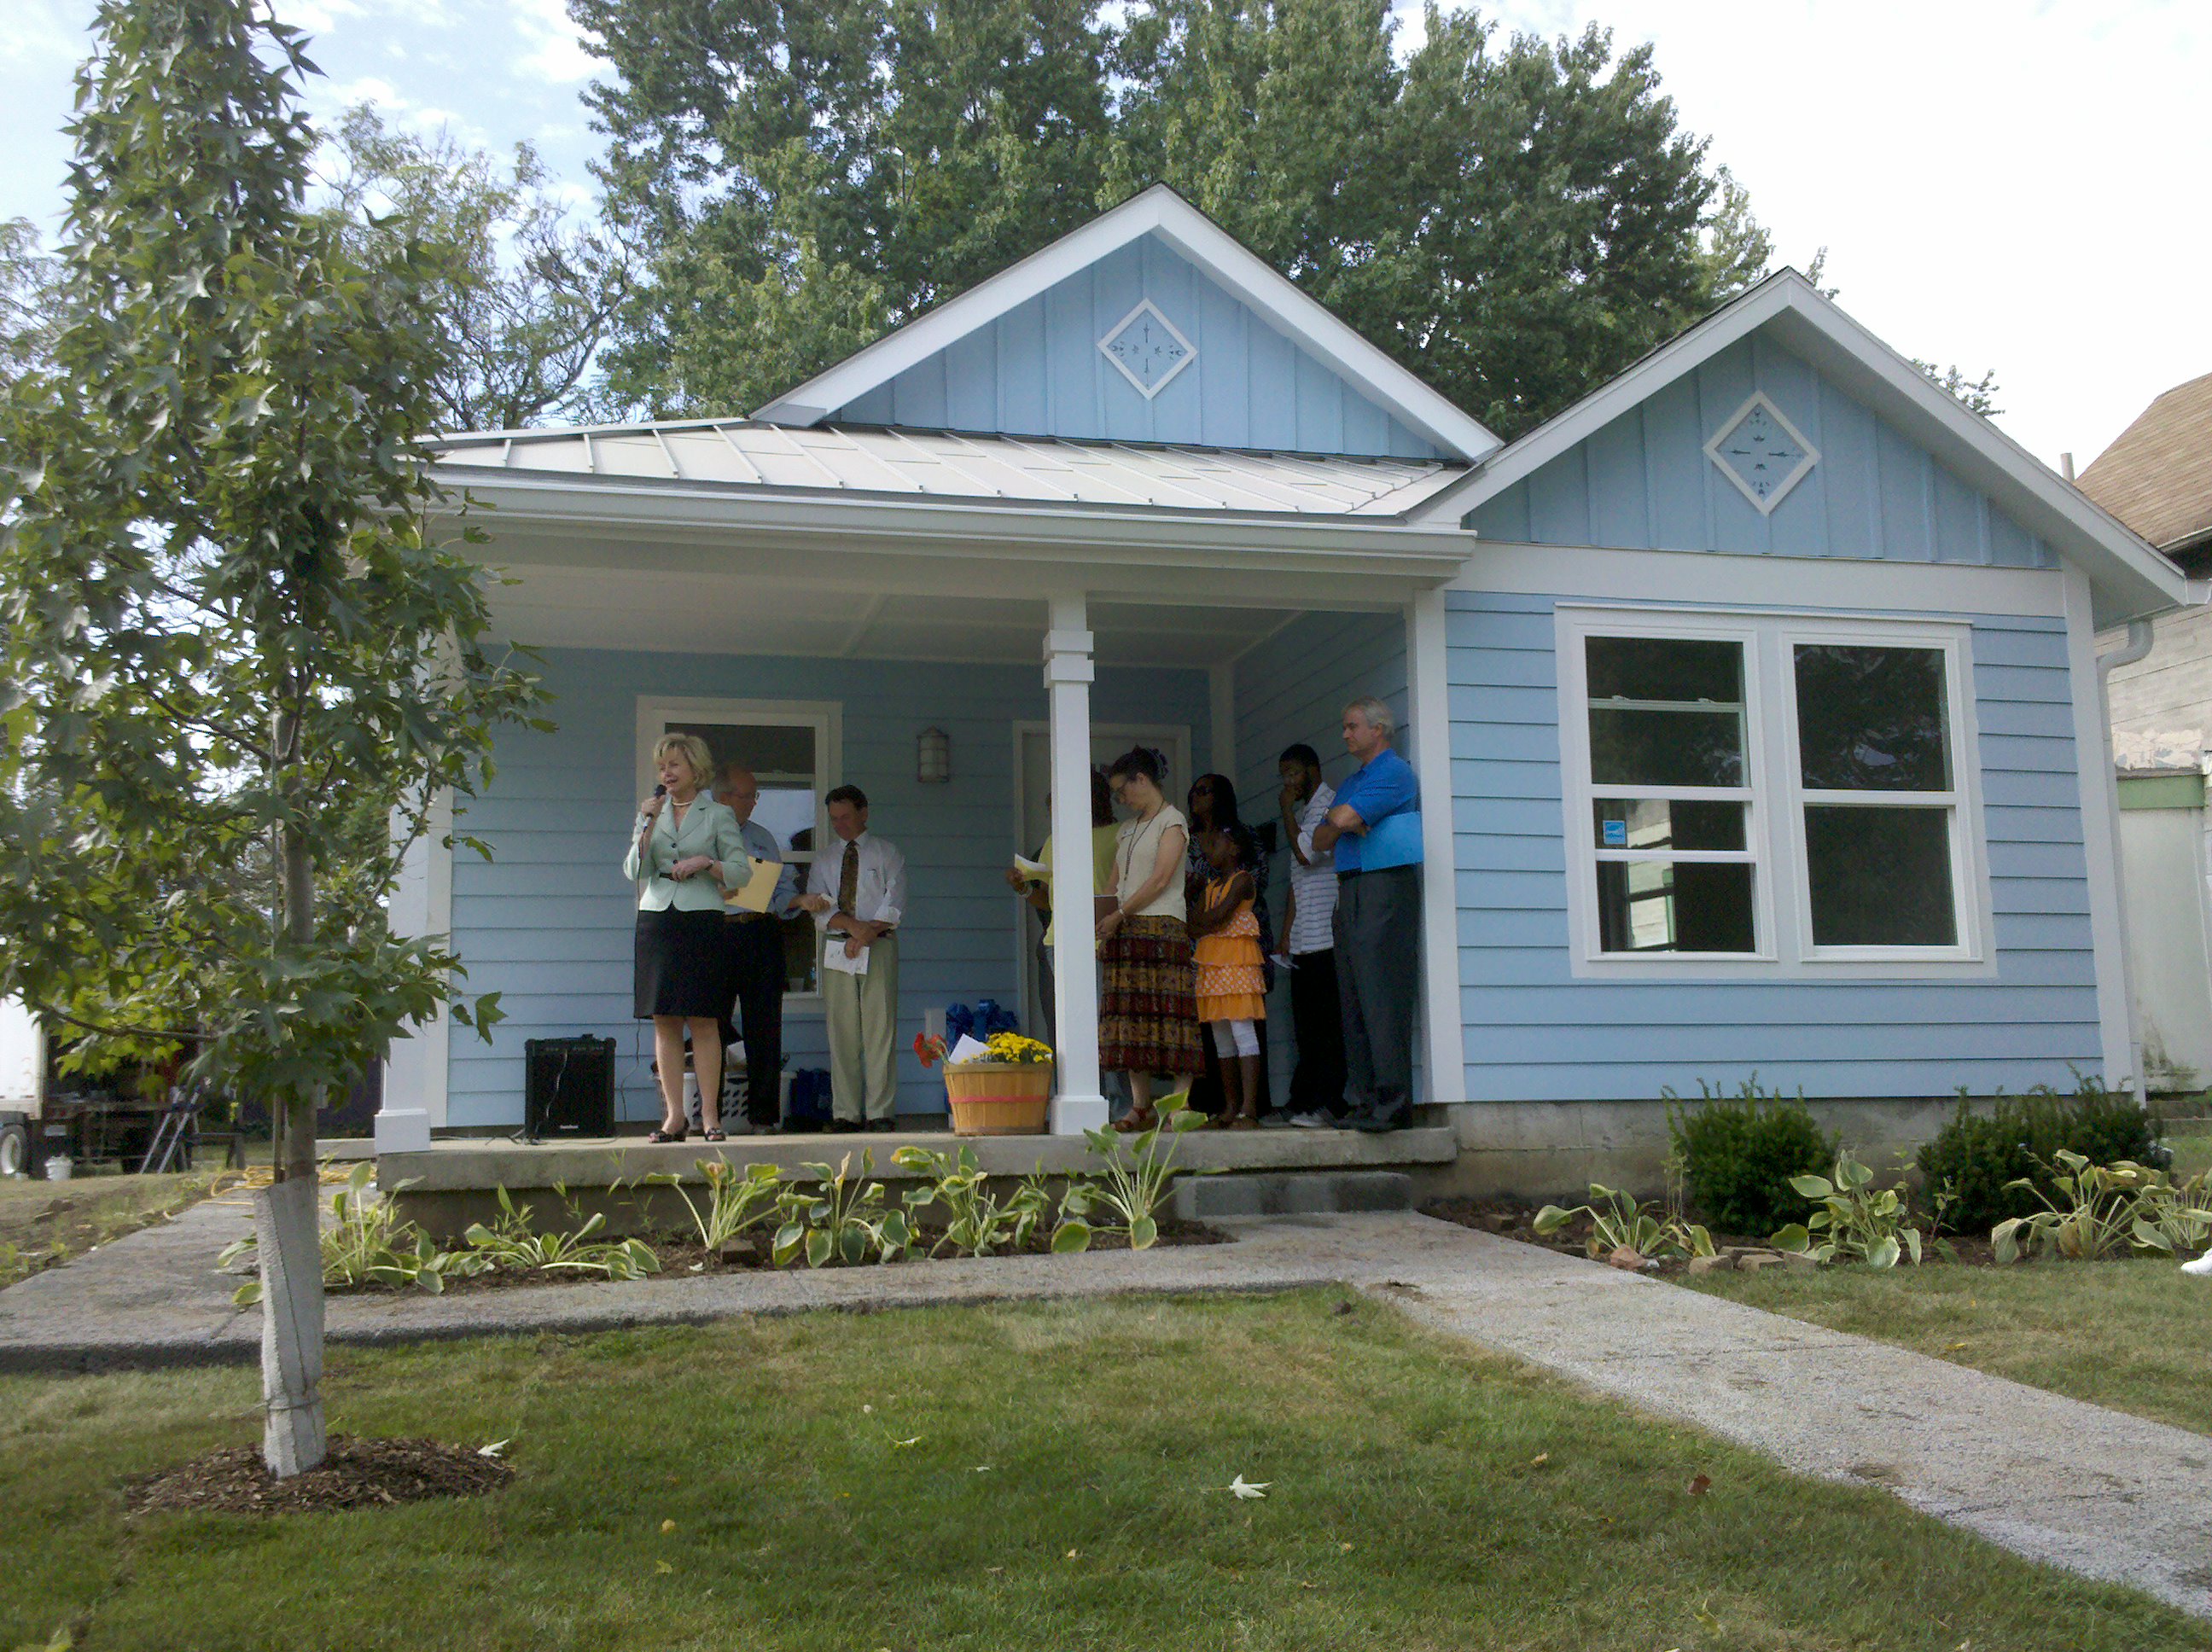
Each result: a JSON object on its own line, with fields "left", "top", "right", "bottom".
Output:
{"left": 577, "top": 0, "right": 1775, "bottom": 438}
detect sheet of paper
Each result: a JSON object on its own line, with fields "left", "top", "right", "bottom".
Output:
{"left": 723, "top": 857, "right": 782, "bottom": 913}
{"left": 1012, "top": 853, "right": 1049, "bottom": 882}
{"left": 947, "top": 1033, "right": 992, "bottom": 1064}
{"left": 823, "top": 936, "right": 870, "bottom": 977}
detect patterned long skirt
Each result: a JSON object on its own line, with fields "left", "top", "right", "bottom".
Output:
{"left": 1100, "top": 915, "right": 1202, "bottom": 1074}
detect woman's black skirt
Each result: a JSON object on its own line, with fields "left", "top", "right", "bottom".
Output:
{"left": 634, "top": 907, "right": 730, "bottom": 1019}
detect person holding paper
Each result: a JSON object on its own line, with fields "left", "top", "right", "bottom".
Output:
{"left": 795, "top": 786, "right": 906, "bottom": 1131}
{"left": 1310, "top": 696, "right": 1422, "bottom": 1132}
{"left": 710, "top": 765, "right": 800, "bottom": 1134}
{"left": 1005, "top": 769, "right": 1117, "bottom": 1041}
{"left": 624, "top": 733, "right": 749, "bottom": 1143}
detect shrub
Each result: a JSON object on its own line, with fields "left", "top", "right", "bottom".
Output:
{"left": 1666, "top": 1078, "right": 1837, "bottom": 1236}
{"left": 1918, "top": 1078, "right": 2165, "bottom": 1234}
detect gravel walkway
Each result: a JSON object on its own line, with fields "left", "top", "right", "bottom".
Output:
{"left": 3, "top": 1198, "right": 2208, "bottom": 1619}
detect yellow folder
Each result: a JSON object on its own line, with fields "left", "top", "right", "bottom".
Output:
{"left": 723, "top": 858, "right": 782, "bottom": 914}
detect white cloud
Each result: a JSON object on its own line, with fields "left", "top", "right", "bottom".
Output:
{"left": 509, "top": 0, "right": 600, "bottom": 84}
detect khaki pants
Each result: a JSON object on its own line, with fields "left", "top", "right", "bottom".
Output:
{"left": 823, "top": 931, "right": 899, "bottom": 1123}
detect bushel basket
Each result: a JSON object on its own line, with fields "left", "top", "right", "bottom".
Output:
{"left": 943, "top": 1059, "right": 1053, "bottom": 1136}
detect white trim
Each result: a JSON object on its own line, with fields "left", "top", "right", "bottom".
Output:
{"left": 635, "top": 695, "right": 843, "bottom": 1014}
{"left": 1773, "top": 622, "right": 1990, "bottom": 965}
{"left": 1098, "top": 298, "right": 1197, "bottom": 401}
{"left": 1702, "top": 391, "right": 1819, "bottom": 515}
{"left": 1452, "top": 539, "right": 2068, "bottom": 620}
{"left": 750, "top": 184, "right": 1501, "bottom": 462}
{"left": 2063, "top": 567, "right": 2138, "bottom": 1085}
{"left": 1425, "top": 269, "right": 2190, "bottom": 625}
{"left": 381, "top": 788, "right": 453, "bottom": 1131}
{"left": 1408, "top": 590, "right": 1469, "bottom": 1103}
{"left": 1554, "top": 604, "right": 1995, "bottom": 980}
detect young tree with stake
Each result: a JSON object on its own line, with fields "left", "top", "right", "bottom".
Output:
{"left": 0, "top": 0, "right": 543, "bottom": 1474}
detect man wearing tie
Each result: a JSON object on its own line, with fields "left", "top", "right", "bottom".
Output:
{"left": 707, "top": 765, "right": 800, "bottom": 1133}
{"left": 795, "top": 785, "right": 907, "bottom": 1131}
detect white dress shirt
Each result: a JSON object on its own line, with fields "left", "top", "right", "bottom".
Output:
{"left": 804, "top": 829, "right": 907, "bottom": 932}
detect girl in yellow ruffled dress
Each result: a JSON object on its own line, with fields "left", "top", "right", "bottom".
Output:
{"left": 1189, "top": 826, "right": 1266, "bottom": 1129}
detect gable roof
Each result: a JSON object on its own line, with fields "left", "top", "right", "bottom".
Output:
{"left": 2076, "top": 369, "right": 2212, "bottom": 556}
{"left": 1421, "top": 270, "right": 2193, "bottom": 625}
{"left": 751, "top": 184, "right": 1501, "bottom": 463}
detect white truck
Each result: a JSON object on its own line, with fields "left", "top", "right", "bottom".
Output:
{"left": 0, "top": 998, "right": 44, "bottom": 1177}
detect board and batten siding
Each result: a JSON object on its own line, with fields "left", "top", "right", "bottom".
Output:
{"left": 1468, "top": 334, "right": 2059, "bottom": 569}
{"left": 1446, "top": 590, "right": 2103, "bottom": 1101}
{"left": 1230, "top": 609, "right": 1410, "bottom": 1082}
{"left": 445, "top": 646, "right": 1208, "bottom": 1129}
{"left": 834, "top": 231, "right": 1441, "bottom": 460}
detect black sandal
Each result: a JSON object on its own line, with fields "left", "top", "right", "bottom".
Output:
{"left": 701, "top": 1128, "right": 726, "bottom": 1143}
{"left": 646, "top": 1126, "right": 688, "bottom": 1143}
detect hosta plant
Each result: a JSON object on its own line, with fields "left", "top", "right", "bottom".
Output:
{"left": 1994, "top": 1152, "right": 2209, "bottom": 1262}
{"left": 651, "top": 1159, "right": 783, "bottom": 1252}
{"left": 1533, "top": 1184, "right": 1715, "bottom": 1262}
{"left": 773, "top": 1152, "right": 914, "bottom": 1266}
{"left": 463, "top": 1184, "right": 661, "bottom": 1279}
{"left": 1060, "top": 1096, "right": 1210, "bottom": 1253}
{"left": 1771, "top": 1152, "right": 1924, "bottom": 1267}
{"left": 220, "top": 1161, "right": 482, "bottom": 1303}
{"left": 891, "top": 1144, "right": 1051, "bottom": 1258}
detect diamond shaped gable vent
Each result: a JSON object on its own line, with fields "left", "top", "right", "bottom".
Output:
{"left": 1099, "top": 300, "right": 1196, "bottom": 399}
{"left": 1703, "top": 393, "right": 1819, "bottom": 514}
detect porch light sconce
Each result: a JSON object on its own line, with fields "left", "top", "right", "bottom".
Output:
{"left": 917, "top": 726, "right": 952, "bottom": 784}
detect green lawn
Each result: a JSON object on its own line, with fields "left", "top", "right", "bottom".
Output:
{"left": 0, "top": 1169, "right": 231, "bottom": 1289}
{"left": 1688, "top": 1254, "right": 2212, "bottom": 1438}
{"left": 4, "top": 1291, "right": 2206, "bottom": 1651}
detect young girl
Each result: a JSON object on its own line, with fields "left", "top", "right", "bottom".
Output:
{"left": 1189, "top": 825, "right": 1266, "bottom": 1129}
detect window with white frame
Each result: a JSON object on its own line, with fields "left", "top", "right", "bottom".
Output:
{"left": 1560, "top": 610, "right": 1982, "bottom": 971}
{"left": 637, "top": 697, "right": 840, "bottom": 998}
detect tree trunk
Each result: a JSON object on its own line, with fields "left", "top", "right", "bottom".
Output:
{"left": 259, "top": 809, "right": 328, "bottom": 1476}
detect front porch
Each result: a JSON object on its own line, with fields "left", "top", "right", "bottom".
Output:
{"left": 378, "top": 421, "right": 1475, "bottom": 1153}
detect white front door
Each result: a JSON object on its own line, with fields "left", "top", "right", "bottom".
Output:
{"left": 1013, "top": 723, "right": 1191, "bottom": 1038}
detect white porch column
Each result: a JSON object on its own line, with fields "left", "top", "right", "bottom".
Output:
{"left": 377, "top": 788, "right": 451, "bottom": 1155}
{"left": 1408, "top": 590, "right": 1470, "bottom": 1105}
{"left": 1045, "top": 596, "right": 1107, "bottom": 1134}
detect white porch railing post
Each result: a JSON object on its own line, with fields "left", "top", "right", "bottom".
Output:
{"left": 1408, "top": 590, "right": 1469, "bottom": 1107}
{"left": 1045, "top": 596, "right": 1107, "bottom": 1134}
{"left": 377, "top": 786, "right": 451, "bottom": 1155}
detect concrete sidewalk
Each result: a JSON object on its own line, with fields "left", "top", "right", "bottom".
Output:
{"left": 2, "top": 1201, "right": 2209, "bottom": 1620}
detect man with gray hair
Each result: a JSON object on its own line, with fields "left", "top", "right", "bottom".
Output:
{"left": 1310, "top": 695, "right": 1422, "bottom": 1131}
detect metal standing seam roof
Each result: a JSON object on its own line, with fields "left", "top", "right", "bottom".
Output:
{"left": 424, "top": 420, "right": 1470, "bottom": 518}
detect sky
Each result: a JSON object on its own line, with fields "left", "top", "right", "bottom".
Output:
{"left": 2, "top": 0, "right": 2205, "bottom": 471}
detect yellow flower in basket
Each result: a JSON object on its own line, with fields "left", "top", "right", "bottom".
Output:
{"left": 971, "top": 1032, "right": 1054, "bottom": 1066}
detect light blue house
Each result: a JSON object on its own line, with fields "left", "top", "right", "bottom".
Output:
{"left": 377, "top": 185, "right": 2192, "bottom": 1181}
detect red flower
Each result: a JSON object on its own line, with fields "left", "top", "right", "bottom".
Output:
{"left": 913, "top": 1032, "right": 946, "bottom": 1068}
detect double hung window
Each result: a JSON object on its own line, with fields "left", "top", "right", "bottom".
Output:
{"left": 1560, "top": 609, "right": 1983, "bottom": 974}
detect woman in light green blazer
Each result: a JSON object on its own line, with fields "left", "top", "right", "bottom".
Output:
{"left": 625, "top": 733, "right": 749, "bottom": 1141}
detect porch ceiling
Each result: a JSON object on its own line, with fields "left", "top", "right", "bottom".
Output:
{"left": 486, "top": 563, "right": 1314, "bottom": 667}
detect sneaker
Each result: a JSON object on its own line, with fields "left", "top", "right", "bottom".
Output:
{"left": 2183, "top": 1248, "right": 2212, "bottom": 1277}
{"left": 1287, "top": 1111, "right": 1331, "bottom": 1130}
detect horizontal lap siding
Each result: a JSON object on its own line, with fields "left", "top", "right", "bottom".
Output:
{"left": 1231, "top": 610, "right": 1409, "bottom": 1084}
{"left": 1466, "top": 334, "right": 2058, "bottom": 570}
{"left": 1445, "top": 591, "right": 2102, "bottom": 1102}
{"left": 445, "top": 647, "right": 1207, "bottom": 1128}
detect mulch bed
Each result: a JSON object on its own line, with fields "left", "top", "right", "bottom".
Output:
{"left": 128, "top": 1434, "right": 512, "bottom": 1517}
{"left": 339, "top": 1218, "right": 1235, "bottom": 1296}
{"left": 1421, "top": 1196, "right": 2007, "bottom": 1270}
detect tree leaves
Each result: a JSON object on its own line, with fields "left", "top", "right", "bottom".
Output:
{"left": 581, "top": 0, "right": 1772, "bottom": 437}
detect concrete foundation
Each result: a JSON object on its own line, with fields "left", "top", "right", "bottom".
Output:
{"left": 1417, "top": 1096, "right": 1980, "bottom": 1207}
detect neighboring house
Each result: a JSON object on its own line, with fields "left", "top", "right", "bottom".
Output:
{"left": 375, "top": 185, "right": 2192, "bottom": 1186}
{"left": 2077, "top": 374, "right": 2212, "bottom": 1091}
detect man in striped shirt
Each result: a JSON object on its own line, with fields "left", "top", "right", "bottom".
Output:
{"left": 1276, "top": 743, "right": 1346, "bottom": 1128}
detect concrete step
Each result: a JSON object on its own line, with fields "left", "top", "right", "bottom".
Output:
{"left": 1172, "top": 1169, "right": 1413, "bottom": 1221}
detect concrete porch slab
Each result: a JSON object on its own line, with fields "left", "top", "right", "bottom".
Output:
{"left": 379, "top": 1124, "right": 1458, "bottom": 1192}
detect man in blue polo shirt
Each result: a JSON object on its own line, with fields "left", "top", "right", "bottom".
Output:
{"left": 1310, "top": 695, "right": 1422, "bottom": 1131}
